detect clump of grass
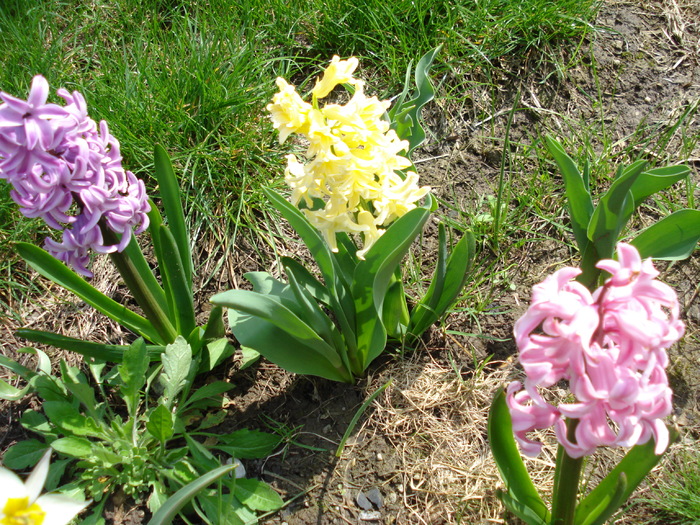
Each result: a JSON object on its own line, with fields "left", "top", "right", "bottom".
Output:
{"left": 642, "top": 448, "right": 700, "bottom": 524}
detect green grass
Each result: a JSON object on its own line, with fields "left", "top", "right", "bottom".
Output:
{"left": 0, "top": 0, "right": 599, "bottom": 260}
{"left": 643, "top": 450, "right": 700, "bottom": 524}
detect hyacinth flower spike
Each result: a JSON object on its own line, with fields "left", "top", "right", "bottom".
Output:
{"left": 0, "top": 450, "right": 89, "bottom": 525}
{"left": 489, "top": 242, "right": 684, "bottom": 525}
{"left": 2, "top": 77, "right": 227, "bottom": 360}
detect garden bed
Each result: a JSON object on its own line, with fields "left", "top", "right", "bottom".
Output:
{"left": 2, "top": 0, "right": 700, "bottom": 523}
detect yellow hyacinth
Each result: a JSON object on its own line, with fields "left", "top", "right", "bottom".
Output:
{"left": 268, "top": 56, "right": 430, "bottom": 258}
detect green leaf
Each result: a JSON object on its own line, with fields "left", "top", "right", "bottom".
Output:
{"left": 154, "top": 145, "right": 193, "bottom": 289}
{"left": 51, "top": 436, "right": 94, "bottom": 458}
{"left": 147, "top": 464, "right": 238, "bottom": 525}
{"left": 15, "top": 243, "right": 160, "bottom": 342}
{"left": 158, "top": 226, "right": 196, "bottom": 338}
{"left": 352, "top": 199, "right": 432, "bottom": 370}
{"left": 121, "top": 233, "right": 169, "bottom": 318}
{"left": 43, "top": 401, "right": 103, "bottom": 437}
{"left": 408, "top": 226, "right": 475, "bottom": 339}
{"left": 212, "top": 289, "right": 352, "bottom": 381}
{"left": 488, "top": 389, "right": 550, "bottom": 523}
{"left": 285, "top": 262, "right": 343, "bottom": 349}
{"left": 183, "top": 435, "right": 220, "bottom": 471}
{"left": 238, "top": 346, "right": 260, "bottom": 371}
{"left": 20, "top": 410, "right": 53, "bottom": 434}
{"left": 631, "top": 209, "right": 700, "bottom": 260}
{"left": 210, "top": 429, "right": 280, "bottom": 459}
{"left": 264, "top": 188, "right": 336, "bottom": 287}
{"left": 14, "top": 329, "right": 163, "bottom": 363}
{"left": 147, "top": 403, "right": 174, "bottom": 443}
{"left": 119, "top": 338, "right": 150, "bottom": 416}
{"left": 0, "top": 353, "right": 36, "bottom": 386}
{"left": 147, "top": 480, "right": 169, "bottom": 514}
{"left": 587, "top": 160, "right": 646, "bottom": 260}
{"left": 63, "top": 382, "right": 98, "bottom": 415}
{"left": 629, "top": 164, "right": 690, "bottom": 207}
{"left": 545, "top": 136, "right": 594, "bottom": 254}
{"left": 160, "top": 336, "right": 193, "bottom": 408}
{"left": 382, "top": 271, "right": 409, "bottom": 340}
{"left": 183, "top": 381, "right": 233, "bottom": 409}
{"left": 388, "top": 45, "right": 441, "bottom": 154}
{"left": 0, "top": 378, "right": 31, "bottom": 401}
{"left": 199, "top": 337, "right": 234, "bottom": 373}
{"left": 2, "top": 440, "right": 48, "bottom": 469}
{"left": 574, "top": 426, "right": 678, "bottom": 525}
{"left": 281, "top": 257, "right": 333, "bottom": 306}
{"left": 233, "top": 478, "right": 284, "bottom": 512}
{"left": 264, "top": 188, "right": 356, "bottom": 340}
{"left": 202, "top": 305, "right": 226, "bottom": 342}
{"left": 197, "top": 410, "right": 227, "bottom": 430}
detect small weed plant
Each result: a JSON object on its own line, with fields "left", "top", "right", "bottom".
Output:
{"left": 0, "top": 338, "right": 282, "bottom": 524}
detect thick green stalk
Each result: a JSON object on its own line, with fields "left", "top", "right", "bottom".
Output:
{"left": 551, "top": 419, "right": 585, "bottom": 525}
{"left": 103, "top": 226, "right": 178, "bottom": 344}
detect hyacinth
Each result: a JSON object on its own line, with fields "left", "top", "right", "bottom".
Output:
{"left": 266, "top": 56, "right": 430, "bottom": 258}
{"left": 0, "top": 76, "right": 150, "bottom": 277}
{"left": 507, "top": 243, "right": 684, "bottom": 459}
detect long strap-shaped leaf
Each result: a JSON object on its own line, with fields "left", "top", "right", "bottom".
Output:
{"left": 211, "top": 289, "right": 344, "bottom": 368}
{"left": 218, "top": 298, "right": 353, "bottom": 382}
{"left": 631, "top": 209, "right": 700, "bottom": 260}
{"left": 154, "top": 145, "right": 193, "bottom": 290}
{"left": 587, "top": 160, "right": 647, "bottom": 259}
{"left": 352, "top": 199, "right": 432, "bottom": 369}
{"left": 16, "top": 243, "right": 161, "bottom": 343}
{"left": 408, "top": 225, "right": 475, "bottom": 338}
{"left": 120, "top": 232, "right": 169, "bottom": 317}
{"left": 15, "top": 329, "right": 163, "bottom": 362}
{"left": 574, "top": 426, "right": 679, "bottom": 525}
{"left": 265, "top": 188, "right": 357, "bottom": 351}
{"left": 147, "top": 464, "right": 238, "bottom": 525}
{"left": 158, "top": 225, "right": 196, "bottom": 339}
{"left": 545, "top": 136, "right": 594, "bottom": 254}
{"left": 629, "top": 165, "right": 690, "bottom": 208}
{"left": 488, "top": 389, "right": 550, "bottom": 525}
{"left": 388, "top": 46, "right": 441, "bottom": 154}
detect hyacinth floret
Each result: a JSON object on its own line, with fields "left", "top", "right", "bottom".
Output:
{"left": 507, "top": 243, "right": 683, "bottom": 458}
{"left": 266, "top": 56, "right": 430, "bottom": 258}
{"left": 0, "top": 75, "right": 150, "bottom": 277}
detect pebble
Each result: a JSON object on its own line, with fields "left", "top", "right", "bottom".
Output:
{"left": 366, "top": 487, "right": 383, "bottom": 509}
{"left": 376, "top": 452, "right": 383, "bottom": 460}
{"left": 356, "top": 492, "right": 372, "bottom": 510}
{"left": 359, "top": 510, "right": 382, "bottom": 521}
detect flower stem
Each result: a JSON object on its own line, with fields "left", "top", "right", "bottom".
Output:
{"left": 103, "top": 226, "right": 177, "bottom": 344}
{"left": 551, "top": 419, "right": 584, "bottom": 525}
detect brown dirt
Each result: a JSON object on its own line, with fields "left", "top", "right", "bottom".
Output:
{"left": 2, "top": 0, "right": 700, "bottom": 524}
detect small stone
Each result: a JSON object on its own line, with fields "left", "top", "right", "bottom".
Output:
{"left": 644, "top": 96, "right": 652, "bottom": 103}
{"left": 376, "top": 452, "right": 383, "bottom": 461}
{"left": 359, "top": 510, "right": 382, "bottom": 521}
{"left": 397, "top": 484, "right": 404, "bottom": 492}
{"left": 388, "top": 492, "right": 398, "bottom": 504}
{"left": 366, "top": 487, "right": 383, "bottom": 509}
{"left": 356, "top": 492, "right": 372, "bottom": 510}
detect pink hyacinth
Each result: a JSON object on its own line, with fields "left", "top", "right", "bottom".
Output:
{"left": 507, "top": 243, "right": 683, "bottom": 458}
{"left": 0, "top": 76, "right": 150, "bottom": 277}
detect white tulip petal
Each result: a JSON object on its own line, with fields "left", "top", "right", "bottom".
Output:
{"left": 35, "top": 494, "right": 90, "bottom": 525}
{"left": 24, "top": 450, "right": 51, "bottom": 502}
{"left": 0, "top": 468, "right": 27, "bottom": 509}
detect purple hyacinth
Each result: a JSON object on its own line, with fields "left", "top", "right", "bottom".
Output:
{"left": 0, "top": 75, "right": 150, "bottom": 277}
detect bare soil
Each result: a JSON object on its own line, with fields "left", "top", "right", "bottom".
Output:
{"left": 2, "top": 0, "right": 700, "bottom": 524}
